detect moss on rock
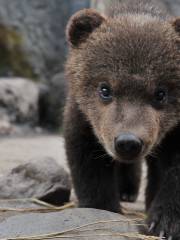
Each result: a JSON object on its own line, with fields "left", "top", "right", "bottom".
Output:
{"left": 0, "top": 24, "right": 37, "bottom": 80}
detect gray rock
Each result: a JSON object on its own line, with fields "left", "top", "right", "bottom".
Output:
{"left": 0, "top": 0, "right": 90, "bottom": 82}
{"left": 164, "top": 0, "right": 180, "bottom": 16}
{"left": 92, "top": 0, "right": 180, "bottom": 16}
{"left": 0, "top": 1, "right": 90, "bottom": 129}
{"left": 0, "top": 157, "right": 71, "bottom": 205}
{"left": 0, "top": 78, "right": 39, "bottom": 125}
{"left": 39, "top": 72, "right": 67, "bottom": 129}
{"left": 0, "top": 208, "right": 140, "bottom": 239}
{"left": 0, "top": 117, "right": 13, "bottom": 135}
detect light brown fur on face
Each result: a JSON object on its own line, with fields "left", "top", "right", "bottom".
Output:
{"left": 97, "top": 101, "right": 160, "bottom": 162}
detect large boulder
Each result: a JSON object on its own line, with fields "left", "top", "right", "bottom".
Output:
{"left": 0, "top": 78, "right": 39, "bottom": 129}
{"left": 0, "top": 1, "right": 90, "bottom": 130}
{"left": 0, "top": 208, "right": 141, "bottom": 239}
{"left": 0, "top": 157, "right": 71, "bottom": 205}
{"left": 0, "top": 0, "right": 90, "bottom": 82}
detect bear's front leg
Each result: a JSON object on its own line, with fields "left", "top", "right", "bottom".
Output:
{"left": 118, "top": 161, "right": 142, "bottom": 202}
{"left": 147, "top": 166, "right": 180, "bottom": 239}
{"left": 64, "top": 102, "right": 120, "bottom": 213}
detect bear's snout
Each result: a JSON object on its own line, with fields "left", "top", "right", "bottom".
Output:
{"left": 114, "top": 133, "right": 143, "bottom": 161}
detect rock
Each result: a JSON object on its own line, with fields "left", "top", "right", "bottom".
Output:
{"left": 0, "top": 1, "right": 91, "bottom": 130}
{"left": 0, "top": 78, "right": 39, "bottom": 125}
{"left": 0, "top": 208, "right": 141, "bottom": 239}
{"left": 0, "top": 118, "right": 13, "bottom": 135}
{"left": 0, "top": 157, "right": 71, "bottom": 205}
{"left": 164, "top": 0, "right": 180, "bottom": 16}
{"left": 0, "top": 0, "right": 90, "bottom": 82}
{"left": 0, "top": 1, "right": 90, "bottom": 130}
{"left": 39, "top": 72, "right": 67, "bottom": 129}
{"left": 92, "top": 0, "right": 180, "bottom": 16}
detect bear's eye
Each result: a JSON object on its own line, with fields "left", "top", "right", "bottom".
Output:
{"left": 154, "top": 89, "right": 167, "bottom": 103}
{"left": 98, "top": 83, "right": 112, "bottom": 102}
{"left": 152, "top": 88, "right": 168, "bottom": 109}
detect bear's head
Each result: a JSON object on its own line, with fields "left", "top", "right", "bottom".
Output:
{"left": 66, "top": 9, "right": 180, "bottom": 163}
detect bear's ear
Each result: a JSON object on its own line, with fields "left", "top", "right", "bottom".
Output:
{"left": 172, "top": 18, "right": 180, "bottom": 35}
{"left": 66, "top": 9, "right": 105, "bottom": 47}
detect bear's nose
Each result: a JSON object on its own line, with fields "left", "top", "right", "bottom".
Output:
{"left": 115, "top": 133, "right": 143, "bottom": 160}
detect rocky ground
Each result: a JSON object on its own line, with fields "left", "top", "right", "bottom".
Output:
{"left": 0, "top": 134, "right": 147, "bottom": 239}
{"left": 0, "top": 134, "right": 146, "bottom": 203}
{"left": 0, "top": 135, "right": 67, "bottom": 174}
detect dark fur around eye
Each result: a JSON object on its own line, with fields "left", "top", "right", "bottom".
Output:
{"left": 152, "top": 88, "right": 168, "bottom": 109}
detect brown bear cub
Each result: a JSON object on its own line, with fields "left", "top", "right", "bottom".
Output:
{"left": 64, "top": 0, "right": 180, "bottom": 238}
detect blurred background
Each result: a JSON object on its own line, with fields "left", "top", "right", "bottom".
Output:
{"left": 0, "top": 0, "right": 179, "bottom": 209}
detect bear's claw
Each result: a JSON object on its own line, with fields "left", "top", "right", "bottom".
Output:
{"left": 148, "top": 215, "right": 180, "bottom": 240}
{"left": 148, "top": 222, "right": 156, "bottom": 233}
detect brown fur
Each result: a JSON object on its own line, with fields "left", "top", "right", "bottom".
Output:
{"left": 66, "top": 12, "right": 180, "bottom": 159}
{"left": 64, "top": 1, "right": 180, "bottom": 238}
